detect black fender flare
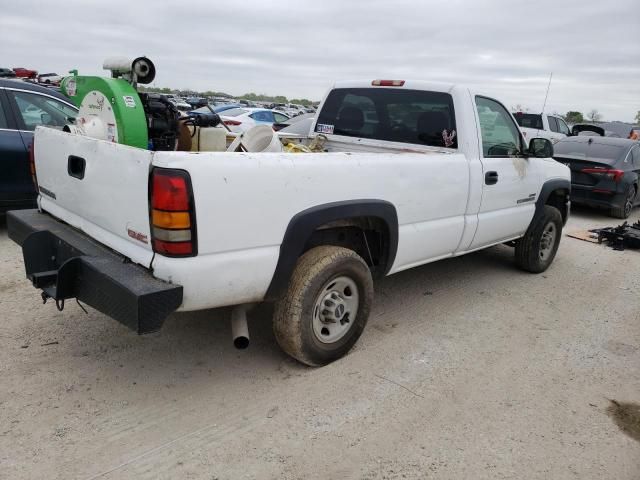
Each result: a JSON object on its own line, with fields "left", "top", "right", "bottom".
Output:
{"left": 264, "top": 199, "right": 398, "bottom": 301}
{"left": 536, "top": 178, "right": 571, "bottom": 224}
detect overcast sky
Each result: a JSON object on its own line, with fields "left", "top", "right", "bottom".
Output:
{"left": 2, "top": 0, "right": 639, "bottom": 121}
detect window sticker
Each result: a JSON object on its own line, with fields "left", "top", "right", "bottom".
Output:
{"left": 442, "top": 129, "right": 456, "bottom": 147}
{"left": 316, "top": 123, "right": 334, "bottom": 134}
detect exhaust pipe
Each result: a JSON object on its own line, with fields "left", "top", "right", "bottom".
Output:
{"left": 231, "top": 304, "right": 251, "bottom": 349}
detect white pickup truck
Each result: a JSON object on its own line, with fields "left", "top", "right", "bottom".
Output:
{"left": 8, "top": 79, "right": 571, "bottom": 366}
{"left": 513, "top": 112, "right": 571, "bottom": 144}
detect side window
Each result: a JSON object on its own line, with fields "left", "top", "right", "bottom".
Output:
{"left": 273, "top": 112, "right": 289, "bottom": 123}
{"left": 475, "top": 96, "right": 522, "bottom": 157}
{"left": 10, "top": 90, "right": 76, "bottom": 130}
{"left": 556, "top": 117, "right": 570, "bottom": 135}
{"left": 249, "top": 111, "right": 272, "bottom": 123}
{"left": 547, "top": 116, "right": 559, "bottom": 133}
{"left": 0, "top": 94, "right": 8, "bottom": 129}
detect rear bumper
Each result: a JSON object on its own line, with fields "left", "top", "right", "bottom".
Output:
{"left": 570, "top": 184, "right": 622, "bottom": 209}
{"left": 7, "top": 209, "right": 183, "bottom": 334}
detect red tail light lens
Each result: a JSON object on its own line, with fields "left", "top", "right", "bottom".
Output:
{"left": 150, "top": 168, "right": 197, "bottom": 257}
{"left": 581, "top": 168, "right": 624, "bottom": 183}
{"left": 152, "top": 172, "right": 189, "bottom": 211}
{"left": 223, "top": 120, "right": 242, "bottom": 126}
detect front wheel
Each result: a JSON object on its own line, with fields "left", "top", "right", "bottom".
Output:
{"left": 273, "top": 246, "right": 373, "bottom": 366}
{"left": 515, "top": 205, "right": 563, "bottom": 273}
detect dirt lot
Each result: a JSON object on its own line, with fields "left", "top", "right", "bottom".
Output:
{"left": 0, "top": 207, "right": 638, "bottom": 480}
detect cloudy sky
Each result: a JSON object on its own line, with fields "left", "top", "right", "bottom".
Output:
{"left": 2, "top": 0, "right": 639, "bottom": 121}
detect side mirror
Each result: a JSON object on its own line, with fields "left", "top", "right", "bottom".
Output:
{"left": 40, "top": 112, "right": 52, "bottom": 125}
{"left": 527, "top": 137, "right": 553, "bottom": 158}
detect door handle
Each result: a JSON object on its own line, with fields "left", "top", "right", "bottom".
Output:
{"left": 67, "top": 155, "right": 86, "bottom": 180}
{"left": 485, "top": 171, "right": 498, "bottom": 185}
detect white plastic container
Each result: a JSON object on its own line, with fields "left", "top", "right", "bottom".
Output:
{"left": 191, "top": 127, "right": 227, "bottom": 152}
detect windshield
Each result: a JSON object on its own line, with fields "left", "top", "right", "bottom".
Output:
{"left": 316, "top": 88, "right": 457, "bottom": 148}
{"left": 513, "top": 113, "right": 543, "bottom": 130}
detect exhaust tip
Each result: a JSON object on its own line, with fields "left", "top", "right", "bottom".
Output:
{"left": 233, "top": 336, "right": 249, "bottom": 350}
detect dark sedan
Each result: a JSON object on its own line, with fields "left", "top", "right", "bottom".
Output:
{"left": 0, "top": 79, "right": 77, "bottom": 213}
{"left": 554, "top": 136, "right": 640, "bottom": 218}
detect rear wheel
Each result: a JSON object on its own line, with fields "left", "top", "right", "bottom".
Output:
{"left": 273, "top": 246, "right": 373, "bottom": 366}
{"left": 610, "top": 185, "right": 636, "bottom": 219}
{"left": 515, "top": 205, "right": 563, "bottom": 273}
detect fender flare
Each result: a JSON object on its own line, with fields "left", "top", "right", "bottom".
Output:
{"left": 264, "top": 199, "right": 398, "bottom": 301}
{"left": 536, "top": 178, "right": 571, "bottom": 223}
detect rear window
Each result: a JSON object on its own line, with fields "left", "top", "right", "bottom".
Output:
{"left": 554, "top": 140, "right": 626, "bottom": 165}
{"left": 513, "top": 113, "right": 543, "bottom": 130}
{"left": 316, "top": 88, "right": 457, "bottom": 148}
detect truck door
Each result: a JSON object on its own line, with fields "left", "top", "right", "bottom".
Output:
{"left": 469, "top": 96, "right": 540, "bottom": 249}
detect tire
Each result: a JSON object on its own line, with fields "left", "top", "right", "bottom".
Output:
{"left": 273, "top": 246, "right": 374, "bottom": 366}
{"left": 610, "top": 185, "right": 636, "bottom": 219}
{"left": 515, "top": 205, "right": 563, "bottom": 273}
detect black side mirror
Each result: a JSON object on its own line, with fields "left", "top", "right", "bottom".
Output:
{"left": 527, "top": 137, "right": 553, "bottom": 158}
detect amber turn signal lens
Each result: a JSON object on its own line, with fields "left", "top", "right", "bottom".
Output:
{"left": 151, "top": 209, "right": 191, "bottom": 229}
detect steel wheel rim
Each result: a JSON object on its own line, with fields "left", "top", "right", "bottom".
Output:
{"left": 312, "top": 276, "right": 359, "bottom": 344}
{"left": 539, "top": 222, "right": 557, "bottom": 261}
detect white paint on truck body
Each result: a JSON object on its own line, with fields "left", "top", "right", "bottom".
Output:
{"left": 32, "top": 80, "right": 570, "bottom": 311}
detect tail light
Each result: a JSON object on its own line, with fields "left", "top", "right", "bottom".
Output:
{"left": 150, "top": 168, "right": 197, "bottom": 257}
{"left": 223, "top": 119, "right": 242, "bottom": 126}
{"left": 28, "top": 139, "right": 38, "bottom": 189}
{"left": 581, "top": 168, "right": 624, "bottom": 183}
{"left": 372, "top": 79, "right": 405, "bottom": 87}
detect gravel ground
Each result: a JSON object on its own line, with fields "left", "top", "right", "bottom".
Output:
{"left": 0, "top": 206, "right": 638, "bottom": 480}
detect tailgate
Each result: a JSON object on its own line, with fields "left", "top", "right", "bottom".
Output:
{"left": 33, "top": 127, "right": 155, "bottom": 267}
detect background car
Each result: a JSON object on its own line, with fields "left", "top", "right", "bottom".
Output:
{"left": 12, "top": 67, "right": 38, "bottom": 79}
{"left": 37, "top": 73, "right": 63, "bottom": 85}
{"left": 0, "top": 79, "right": 77, "bottom": 212}
{"left": 219, "top": 108, "right": 289, "bottom": 133}
{"left": 553, "top": 136, "right": 640, "bottom": 218}
{"left": 189, "top": 103, "right": 242, "bottom": 116}
{"left": 272, "top": 112, "right": 314, "bottom": 134}
{"left": 185, "top": 97, "right": 208, "bottom": 109}
{"left": 0, "top": 68, "right": 16, "bottom": 78}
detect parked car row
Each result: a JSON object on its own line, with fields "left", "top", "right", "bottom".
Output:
{"left": 1, "top": 67, "right": 64, "bottom": 87}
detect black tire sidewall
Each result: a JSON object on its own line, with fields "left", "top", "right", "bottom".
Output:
{"left": 533, "top": 210, "right": 562, "bottom": 271}
{"left": 298, "top": 256, "right": 373, "bottom": 365}
{"left": 516, "top": 205, "right": 563, "bottom": 273}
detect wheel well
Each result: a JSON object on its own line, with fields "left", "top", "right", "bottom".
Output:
{"left": 545, "top": 188, "right": 569, "bottom": 224}
{"left": 303, "top": 217, "right": 391, "bottom": 277}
